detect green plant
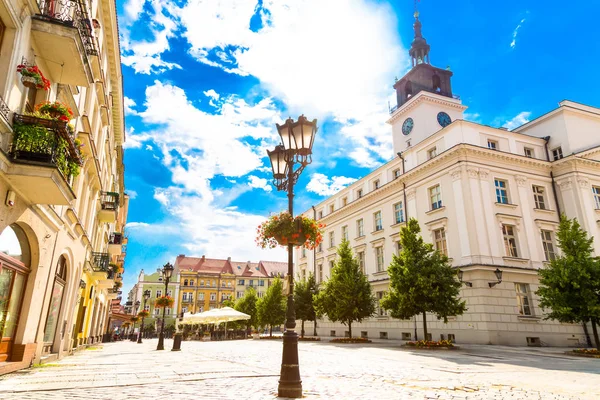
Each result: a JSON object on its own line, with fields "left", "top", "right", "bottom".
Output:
{"left": 330, "top": 337, "right": 372, "bottom": 343}
{"left": 17, "top": 64, "right": 51, "bottom": 90}
{"left": 405, "top": 340, "right": 454, "bottom": 348}
{"left": 138, "top": 310, "right": 149, "bottom": 318}
{"left": 12, "top": 122, "right": 80, "bottom": 178}
{"left": 154, "top": 295, "right": 174, "bottom": 308}
{"left": 35, "top": 101, "right": 73, "bottom": 122}
{"left": 256, "top": 211, "right": 323, "bottom": 249}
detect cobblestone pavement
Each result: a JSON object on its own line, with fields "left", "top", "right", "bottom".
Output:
{"left": 0, "top": 338, "right": 598, "bottom": 399}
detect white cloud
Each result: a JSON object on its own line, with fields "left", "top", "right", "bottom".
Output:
{"left": 124, "top": 0, "right": 146, "bottom": 20}
{"left": 248, "top": 176, "right": 273, "bottom": 192}
{"left": 464, "top": 112, "right": 481, "bottom": 122}
{"left": 124, "top": 96, "right": 138, "bottom": 115}
{"left": 145, "top": 144, "right": 153, "bottom": 151}
{"left": 126, "top": 190, "right": 138, "bottom": 200}
{"left": 348, "top": 147, "right": 382, "bottom": 168}
{"left": 510, "top": 18, "right": 526, "bottom": 48}
{"left": 126, "top": 222, "right": 150, "bottom": 229}
{"left": 503, "top": 111, "right": 532, "bottom": 130}
{"left": 204, "top": 89, "right": 220, "bottom": 100}
{"left": 306, "top": 173, "right": 358, "bottom": 196}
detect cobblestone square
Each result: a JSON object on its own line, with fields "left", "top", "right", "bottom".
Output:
{"left": 0, "top": 339, "right": 597, "bottom": 399}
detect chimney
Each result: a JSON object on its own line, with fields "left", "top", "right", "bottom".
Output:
{"left": 201, "top": 255, "right": 205, "bottom": 262}
{"left": 227, "top": 257, "right": 231, "bottom": 262}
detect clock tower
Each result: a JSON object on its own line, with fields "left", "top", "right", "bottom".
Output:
{"left": 388, "top": 11, "right": 467, "bottom": 154}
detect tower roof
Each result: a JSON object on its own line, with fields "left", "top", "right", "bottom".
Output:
{"left": 408, "top": 11, "right": 431, "bottom": 66}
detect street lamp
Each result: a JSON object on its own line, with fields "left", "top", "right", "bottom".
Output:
{"left": 157, "top": 262, "right": 174, "bottom": 350}
{"left": 268, "top": 114, "right": 317, "bottom": 399}
{"left": 488, "top": 268, "right": 503, "bottom": 288}
{"left": 138, "top": 290, "right": 151, "bottom": 344}
{"left": 457, "top": 269, "right": 472, "bottom": 287}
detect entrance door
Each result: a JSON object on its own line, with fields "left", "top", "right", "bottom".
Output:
{"left": 0, "top": 263, "right": 26, "bottom": 362}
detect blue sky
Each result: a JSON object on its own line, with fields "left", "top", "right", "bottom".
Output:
{"left": 117, "top": 0, "right": 600, "bottom": 294}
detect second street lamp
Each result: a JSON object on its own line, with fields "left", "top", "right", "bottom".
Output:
{"left": 268, "top": 115, "right": 318, "bottom": 399}
{"left": 138, "top": 290, "right": 151, "bottom": 344}
{"left": 157, "top": 262, "right": 174, "bottom": 351}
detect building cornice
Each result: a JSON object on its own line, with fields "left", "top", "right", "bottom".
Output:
{"left": 387, "top": 91, "right": 466, "bottom": 125}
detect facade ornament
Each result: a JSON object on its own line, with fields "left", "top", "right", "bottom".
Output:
{"left": 557, "top": 179, "right": 572, "bottom": 191}
{"left": 406, "top": 188, "right": 416, "bottom": 200}
{"left": 449, "top": 168, "right": 462, "bottom": 181}
{"left": 466, "top": 167, "right": 479, "bottom": 179}
{"left": 515, "top": 175, "right": 528, "bottom": 187}
{"left": 577, "top": 178, "right": 590, "bottom": 188}
{"left": 478, "top": 168, "right": 490, "bottom": 179}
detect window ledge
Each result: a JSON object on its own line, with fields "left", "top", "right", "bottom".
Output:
{"left": 376, "top": 316, "right": 389, "bottom": 320}
{"left": 534, "top": 208, "right": 555, "bottom": 214}
{"left": 327, "top": 246, "right": 336, "bottom": 250}
{"left": 373, "top": 270, "right": 388, "bottom": 276}
{"left": 371, "top": 229, "right": 384, "bottom": 234}
{"left": 502, "top": 256, "right": 530, "bottom": 263}
{"left": 390, "top": 221, "right": 406, "bottom": 228}
{"left": 495, "top": 202, "right": 518, "bottom": 209}
{"left": 426, "top": 206, "right": 445, "bottom": 215}
{"left": 517, "top": 315, "right": 541, "bottom": 322}
{"left": 354, "top": 235, "right": 366, "bottom": 241}
{"left": 595, "top": 208, "right": 600, "bottom": 214}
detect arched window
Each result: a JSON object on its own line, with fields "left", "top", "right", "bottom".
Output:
{"left": 43, "top": 255, "right": 67, "bottom": 347}
{"left": 405, "top": 81, "right": 413, "bottom": 99}
{"left": 0, "top": 224, "right": 31, "bottom": 362}
{"left": 432, "top": 75, "right": 441, "bottom": 93}
{"left": 190, "top": 280, "right": 194, "bottom": 287}
{"left": 184, "top": 279, "right": 188, "bottom": 286}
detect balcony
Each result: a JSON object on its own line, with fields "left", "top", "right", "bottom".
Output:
{"left": 90, "top": 251, "right": 109, "bottom": 279}
{"left": 3, "top": 114, "right": 82, "bottom": 205}
{"left": 98, "top": 191, "right": 119, "bottom": 222}
{"left": 108, "top": 232, "right": 123, "bottom": 256}
{"left": 31, "top": 0, "right": 96, "bottom": 86}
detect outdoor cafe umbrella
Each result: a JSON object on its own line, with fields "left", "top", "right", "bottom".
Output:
{"left": 195, "top": 307, "right": 251, "bottom": 339}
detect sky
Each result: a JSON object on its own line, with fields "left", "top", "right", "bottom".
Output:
{"left": 117, "top": 0, "right": 600, "bottom": 295}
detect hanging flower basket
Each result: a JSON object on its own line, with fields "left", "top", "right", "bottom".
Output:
{"left": 130, "top": 316, "right": 139, "bottom": 323}
{"left": 35, "top": 101, "right": 73, "bottom": 122}
{"left": 256, "top": 211, "right": 324, "bottom": 250}
{"left": 154, "top": 295, "right": 174, "bottom": 308}
{"left": 137, "top": 310, "right": 149, "bottom": 318}
{"left": 17, "top": 64, "right": 51, "bottom": 91}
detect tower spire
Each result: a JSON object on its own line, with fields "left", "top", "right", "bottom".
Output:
{"left": 409, "top": 4, "right": 430, "bottom": 67}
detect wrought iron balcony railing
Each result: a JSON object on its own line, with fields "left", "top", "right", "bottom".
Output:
{"left": 91, "top": 251, "right": 109, "bottom": 272}
{"left": 0, "top": 96, "right": 10, "bottom": 125}
{"left": 36, "top": 0, "right": 98, "bottom": 56}
{"left": 100, "top": 191, "right": 119, "bottom": 211}
{"left": 109, "top": 232, "right": 123, "bottom": 245}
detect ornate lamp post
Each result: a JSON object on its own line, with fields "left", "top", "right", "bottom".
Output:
{"left": 157, "top": 262, "right": 175, "bottom": 350}
{"left": 267, "top": 115, "right": 318, "bottom": 398}
{"left": 137, "top": 290, "right": 151, "bottom": 344}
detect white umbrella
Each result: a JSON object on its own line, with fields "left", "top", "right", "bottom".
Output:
{"left": 181, "top": 311, "right": 206, "bottom": 325}
{"left": 196, "top": 307, "right": 250, "bottom": 324}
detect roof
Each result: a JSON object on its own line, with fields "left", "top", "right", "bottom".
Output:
{"left": 260, "top": 261, "right": 289, "bottom": 277}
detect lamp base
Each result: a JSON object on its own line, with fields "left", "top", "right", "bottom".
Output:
{"left": 278, "top": 330, "right": 302, "bottom": 398}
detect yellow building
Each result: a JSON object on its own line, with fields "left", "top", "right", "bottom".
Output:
{"left": 175, "top": 255, "right": 236, "bottom": 314}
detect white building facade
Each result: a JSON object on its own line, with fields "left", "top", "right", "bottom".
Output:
{"left": 296, "top": 14, "right": 599, "bottom": 347}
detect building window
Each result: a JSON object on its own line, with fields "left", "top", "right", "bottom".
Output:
{"left": 154, "top": 308, "right": 160, "bottom": 315}
{"left": 375, "top": 247, "right": 384, "bottom": 272}
{"left": 357, "top": 251, "right": 365, "bottom": 274}
{"left": 357, "top": 189, "right": 363, "bottom": 199}
{"left": 156, "top": 290, "right": 162, "bottom": 297}
{"left": 487, "top": 140, "right": 498, "bottom": 150}
{"left": 239, "top": 279, "right": 245, "bottom": 286}
{"left": 318, "top": 264, "right": 323, "bottom": 283}
{"left": 257, "top": 292, "right": 264, "bottom": 298}
{"left": 167, "top": 290, "right": 172, "bottom": 297}
{"left": 395, "top": 240, "right": 402, "bottom": 255}
{"left": 183, "top": 279, "right": 188, "bottom": 286}
{"left": 329, "top": 231, "right": 335, "bottom": 248}
{"left": 182, "top": 307, "right": 188, "bottom": 313}
{"left": 494, "top": 179, "right": 509, "bottom": 204}
{"left": 237, "top": 291, "right": 243, "bottom": 299}
{"left": 357, "top": 218, "right": 364, "bottom": 237}
{"left": 524, "top": 147, "right": 533, "bottom": 158}
{"left": 427, "top": 147, "right": 437, "bottom": 159}
{"left": 376, "top": 291, "right": 387, "bottom": 316}
{"left": 552, "top": 147, "right": 563, "bottom": 161}
{"left": 393, "top": 169, "right": 401, "bottom": 179}
{"left": 541, "top": 230, "right": 556, "bottom": 261}
{"left": 317, "top": 210, "right": 323, "bottom": 219}
{"left": 329, "top": 204, "right": 335, "bottom": 213}
{"left": 182, "top": 293, "right": 189, "bottom": 302}
{"left": 515, "top": 283, "right": 533, "bottom": 316}
{"left": 429, "top": 185, "right": 442, "bottom": 210}
{"left": 249, "top": 280, "right": 254, "bottom": 287}
{"left": 393, "top": 202, "right": 404, "bottom": 224}
{"left": 502, "top": 224, "right": 519, "bottom": 258}
{"left": 593, "top": 186, "right": 600, "bottom": 209}
{"left": 197, "top": 293, "right": 203, "bottom": 301}
{"left": 301, "top": 247, "right": 306, "bottom": 258}
{"left": 189, "top": 280, "right": 194, "bottom": 286}
{"left": 200, "top": 280, "right": 204, "bottom": 287}
{"left": 374, "top": 211, "right": 383, "bottom": 231}
{"left": 373, "top": 180, "right": 380, "bottom": 190}
{"left": 342, "top": 197, "right": 348, "bottom": 207}
{"left": 433, "top": 228, "right": 447, "bottom": 256}
{"left": 209, "top": 293, "right": 216, "bottom": 301}
{"left": 144, "top": 305, "right": 150, "bottom": 312}
{"left": 532, "top": 185, "right": 546, "bottom": 209}
{"left": 166, "top": 308, "right": 171, "bottom": 315}
{"left": 259, "top": 279, "right": 265, "bottom": 286}
{"left": 329, "top": 260, "right": 335, "bottom": 276}
{"left": 342, "top": 225, "right": 348, "bottom": 241}
{"left": 0, "top": 18, "right": 5, "bottom": 50}
{"left": 317, "top": 242, "right": 323, "bottom": 252}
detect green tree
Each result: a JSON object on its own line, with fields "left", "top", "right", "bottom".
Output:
{"left": 294, "top": 272, "right": 319, "bottom": 338}
{"left": 235, "top": 287, "right": 259, "bottom": 333}
{"left": 537, "top": 215, "right": 600, "bottom": 349}
{"left": 381, "top": 218, "right": 466, "bottom": 340}
{"left": 257, "top": 277, "right": 287, "bottom": 336}
{"left": 314, "top": 239, "right": 375, "bottom": 338}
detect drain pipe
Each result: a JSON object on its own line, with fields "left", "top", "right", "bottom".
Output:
{"left": 543, "top": 137, "right": 561, "bottom": 216}
{"left": 312, "top": 205, "right": 318, "bottom": 337}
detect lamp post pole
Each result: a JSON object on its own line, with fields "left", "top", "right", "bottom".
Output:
{"left": 157, "top": 262, "right": 174, "bottom": 351}
{"left": 267, "top": 115, "right": 317, "bottom": 399}
{"left": 131, "top": 300, "right": 140, "bottom": 341}
{"left": 138, "top": 290, "right": 150, "bottom": 344}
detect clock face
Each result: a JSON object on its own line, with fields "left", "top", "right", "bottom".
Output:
{"left": 402, "top": 117, "right": 414, "bottom": 135}
{"left": 437, "top": 111, "right": 452, "bottom": 127}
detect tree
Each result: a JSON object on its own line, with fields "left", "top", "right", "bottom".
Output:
{"left": 537, "top": 215, "right": 600, "bottom": 350}
{"left": 314, "top": 239, "right": 375, "bottom": 338}
{"left": 235, "top": 287, "right": 259, "bottom": 333}
{"left": 294, "top": 272, "right": 319, "bottom": 338}
{"left": 257, "top": 277, "right": 287, "bottom": 336}
{"left": 381, "top": 218, "right": 466, "bottom": 340}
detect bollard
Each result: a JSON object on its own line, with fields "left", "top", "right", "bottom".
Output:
{"left": 172, "top": 333, "right": 182, "bottom": 351}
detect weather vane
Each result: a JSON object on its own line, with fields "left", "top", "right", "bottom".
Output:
{"left": 414, "top": 0, "right": 420, "bottom": 18}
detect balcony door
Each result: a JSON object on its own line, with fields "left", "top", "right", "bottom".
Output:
{"left": 0, "top": 225, "right": 30, "bottom": 362}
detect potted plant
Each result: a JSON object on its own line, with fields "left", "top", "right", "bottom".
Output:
{"left": 137, "top": 310, "right": 149, "bottom": 318}
{"left": 256, "top": 211, "right": 323, "bottom": 249}
{"left": 17, "top": 64, "right": 51, "bottom": 90}
{"left": 154, "top": 295, "right": 174, "bottom": 308}
{"left": 113, "top": 281, "right": 123, "bottom": 289}
{"left": 35, "top": 101, "right": 73, "bottom": 122}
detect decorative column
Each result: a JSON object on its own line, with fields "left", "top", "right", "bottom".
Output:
{"left": 449, "top": 167, "right": 471, "bottom": 259}
{"left": 513, "top": 175, "right": 534, "bottom": 261}
{"left": 478, "top": 168, "right": 502, "bottom": 259}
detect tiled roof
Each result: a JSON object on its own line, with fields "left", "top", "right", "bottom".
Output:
{"left": 260, "top": 261, "right": 289, "bottom": 277}
{"left": 175, "top": 255, "right": 286, "bottom": 277}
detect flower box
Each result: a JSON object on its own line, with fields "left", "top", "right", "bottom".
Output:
{"left": 256, "top": 211, "right": 323, "bottom": 249}
{"left": 330, "top": 337, "right": 372, "bottom": 344}
{"left": 403, "top": 340, "right": 457, "bottom": 349}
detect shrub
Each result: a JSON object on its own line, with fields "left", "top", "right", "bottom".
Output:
{"left": 330, "top": 337, "right": 372, "bottom": 344}
{"left": 404, "top": 340, "right": 455, "bottom": 348}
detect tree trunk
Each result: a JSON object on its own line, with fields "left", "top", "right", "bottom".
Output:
{"left": 301, "top": 320, "right": 305, "bottom": 338}
{"left": 313, "top": 319, "right": 317, "bottom": 336}
{"left": 582, "top": 321, "right": 593, "bottom": 347}
{"left": 592, "top": 318, "right": 600, "bottom": 351}
{"left": 348, "top": 321, "right": 352, "bottom": 338}
{"left": 422, "top": 311, "right": 428, "bottom": 341}
{"left": 269, "top": 325, "right": 273, "bottom": 337}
